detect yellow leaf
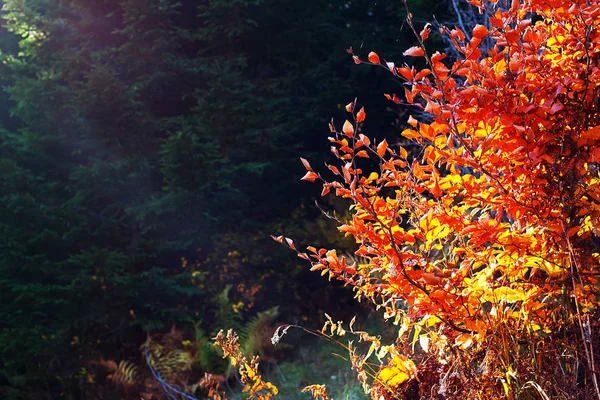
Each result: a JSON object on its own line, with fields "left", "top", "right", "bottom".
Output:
{"left": 367, "top": 172, "right": 379, "bottom": 181}
{"left": 493, "top": 287, "right": 526, "bottom": 303}
{"left": 266, "top": 382, "right": 278, "bottom": 395}
{"left": 380, "top": 369, "right": 409, "bottom": 387}
{"left": 244, "top": 363, "right": 256, "bottom": 379}
{"left": 377, "top": 355, "right": 416, "bottom": 388}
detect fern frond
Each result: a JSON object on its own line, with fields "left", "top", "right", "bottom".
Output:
{"left": 240, "top": 306, "right": 279, "bottom": 358}
{"left": 111, "top": 360, "right": 138, "bottom": 386}
{"left": 164, "top": 349, "right": 193, "bottom": 372}
{"left": 194, "top": 321, "right": 221, "bottom": 370}
{"left": 213, "top": 285, "right": 242, "bottom": 334}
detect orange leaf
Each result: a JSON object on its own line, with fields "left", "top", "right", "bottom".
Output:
{"left": 300, "top": 157, "right": 312, "bottom": 171}
{"left": 356, "top": 107, "right": 366, "bottom": 123}
{"left": 342, "top": 120, "right": 355, "bottom": 137}
{"left": 377, "top": 140, "right": 388, "bottom": 157}
{"left": 326, "top": 164, "right": 340, "bottom": 175}
{"left": 455, "top": 334, "right": 474, "bottom": 349}
{"left": 472, "top": 24, "right": 488, "bottom": 39}
{"left": 405, "top": 87, "right": 418, "bottom": 103}
{"left": 301, "top": 171, "right": 319, "bottom": 182}
{"left": 404, "top": 46, "right": 425, "bottom": 57}
{"left": 355, "top": 150, "right": 369, "bottom": 158}
{"left": 414, "top": 69, "right": 431, "bottom": 80}
{"left": 399, "top": 146, "right": 408, "bottom": 159}
{"left": 407, "top": 115, "right": 418, "bottom": 127}
{"left": 423, "top": 273, "right": 442, "bottom": 285}
{"left": 368, "top": 52, "right": 381, "bottom": 64}
{"left": 359, "top": 133, "right": 371, "bottom": 146}
{"left": 345, "top": 102, "right": 354, "bottom": 112}
{"left": 402, "top": 128, "right": 420, "bottom": 139}
{"left": 424, "top": 101, "right": 441, "bottom": 115}
{"left": 342, "top": 164, "right": 351, "bottom": 183}
{"left": 431, "top": 52, "right": 446, "bottom": 62}
{"left": 431, "top": 180, "right": 442, "bottom": 197}
{"left": 271, "top": 235, "right": 284, "bottom": 243}
{"left": 505, "top": 29, "right": 519, "bottom": 43}
{"left": 397, "top": 67, "right": 413, "bottom": 81}
{"left": 490, "top": 17, "right": 503, "bottom": 28}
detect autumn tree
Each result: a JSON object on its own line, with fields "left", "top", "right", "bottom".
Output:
{"left": 276, "top": 0, "right": 600, "bottom": 398}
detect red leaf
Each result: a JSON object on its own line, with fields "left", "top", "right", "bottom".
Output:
{"left": 326, "top": 164, "right": 340, "bottom": 175}
{"left": 431, "top": 52, "right": 446, "bottom": 62}
{"left": 405, "top": 87, "right": 418, "bottom": 103}
{"left": 397, "top": 67, "right": 413, "bottom": 81}
{"left": 356, "top": 107, "right": 366, "bottom": 123}
{"left": 548, "top": 101, "right": 564, "bottom": 114}
{"left": 345, "top": 102, "right": 354, "bottom": 112}
{"left": 353, "top": 55, "right": 361, "bottom": 64}
{"left": 472, "top": 24, "right": 488, "bottom": 39}
{"left": 490, "top": 17, "right": 503, "bottom": 28}
{"left": 505, "top": 29, "right": 519, "bottom": 43}
{"left": 285, "top": 237, "right": 296, "bottom": 250}
{"left": 404, "top": 46, "right": 425, "bottom": 57}
{"left": 368, "top": 51, "right": 381, "bottom": 64}
{"left": 414, "top": 69, "right": 431, "bottom": 80}
{"left": 431, "top": 180, "right": 442, "bottom": 197}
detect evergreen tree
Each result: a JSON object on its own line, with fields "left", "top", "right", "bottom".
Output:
{"left": 0, "top": 0, "right": 451, "bottom": 398}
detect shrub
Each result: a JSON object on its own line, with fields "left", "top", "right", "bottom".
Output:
{"left": 273, "top": 0, "right": 600, "bottom": 398}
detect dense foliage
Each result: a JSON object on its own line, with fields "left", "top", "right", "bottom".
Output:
{"left": 0, "top": 0, "right": 452, "bottom": 399}
{"left": 271, "top": 0, "right": 600, "bottom": 398}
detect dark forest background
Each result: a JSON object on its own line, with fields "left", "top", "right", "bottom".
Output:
{"left": 0, "top": 0, "right": 458, "bottom": 398}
